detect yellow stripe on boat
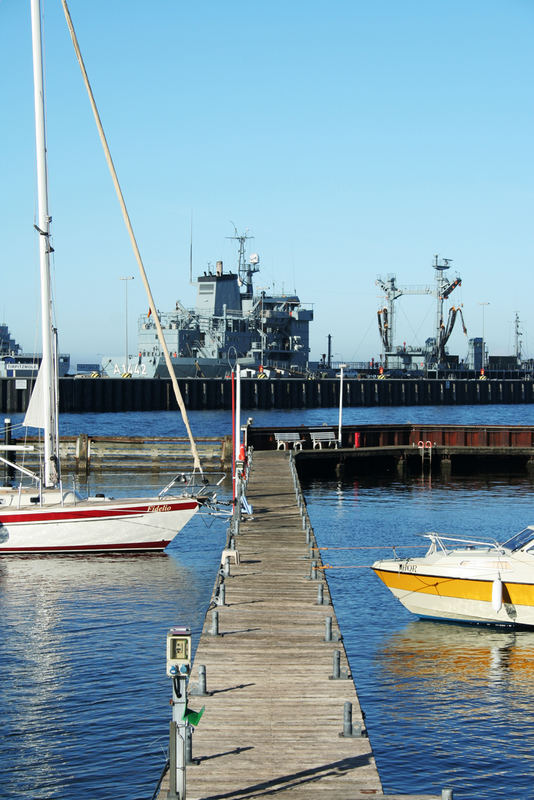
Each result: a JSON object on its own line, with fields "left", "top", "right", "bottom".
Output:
{"left": 373, "top": 568, "right": 534, "bottom": 606}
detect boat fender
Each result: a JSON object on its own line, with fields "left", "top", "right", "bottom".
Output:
{"left": 492, "top": 577, "right": 503, "bottom": 612}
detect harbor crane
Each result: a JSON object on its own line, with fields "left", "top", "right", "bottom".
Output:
{"left": 376, "top": 255, "right": 466, "bottom": 370}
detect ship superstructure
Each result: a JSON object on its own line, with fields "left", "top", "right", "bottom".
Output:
{"left": 0, "top": 322, "right": 70, "bottom": 377}
{"left": 101, "top": 230, "right": 313, "bottom": 378}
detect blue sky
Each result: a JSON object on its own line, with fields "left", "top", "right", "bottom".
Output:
{"left": 0, "top": 0, "right": 532, "bottom": 366}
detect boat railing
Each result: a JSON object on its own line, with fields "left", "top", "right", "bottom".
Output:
{"left": 0, "top": 449, "right": 42, "bottom": 491}
{"left": 422, "top": 532, "right": 502, "bottom": 554}
{"left": 158, "top": 470, "right": 226, "bottom": 499}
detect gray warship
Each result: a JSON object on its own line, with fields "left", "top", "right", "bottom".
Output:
{"left": 101, "top": 230, "right": 313, "bottom": 378}
{"left": 0, "top": 322, "right": 70, "bottom": 377}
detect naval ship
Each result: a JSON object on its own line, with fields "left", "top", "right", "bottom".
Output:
{"left": 101, "top": 231, "right": 314, "bottom": 379}
{"left": 0, "top": 323, "right": 70, "bottom": 378}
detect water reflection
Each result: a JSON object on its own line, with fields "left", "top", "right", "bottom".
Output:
{"left": 378, "top": 620, "right": 534, "bottom": 689}
{"left": 0, "top": 549, "right": 219, "bottom": 800}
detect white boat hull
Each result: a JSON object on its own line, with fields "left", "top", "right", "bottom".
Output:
{"left": 0, "top": 496, "right": 198, "bottom": 553}
{"left": 373, "top": 562, "right": 534, "bottom": 627}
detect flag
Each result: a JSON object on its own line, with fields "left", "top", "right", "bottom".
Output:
{"left": 182, "top": 705, "right": 205, "bottom": 727}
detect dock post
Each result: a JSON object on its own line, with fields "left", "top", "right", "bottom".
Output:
{"left": 440, "top": 456, "right": 452, "bottom": 477}
{"left": 441, "top": 791, "right": 454, "bottom": 800}
{"left": 343, "top": 701, "right": 353, "bottom": 736}
{"left": 325, "top": 616, "right": 333, "bottom": 641}
{"left": 310, "top": 560, "right": 318, "bottom": 580}
{"left": 340, "top": 701, "right": 366, "bottom": 737}
{"left": 189, "top": 664, "right": 211, "bottom": 698}
{"left": 210, "top": 610, "right": 219, "bottom": 636}
{"left": 216, "top": 583, "right": 226, "bottom": 606}
{"left": 316, "top": 583, "right": 324, "bottom": 605}
{"left": 185, "top": 726, "right": 193, "bottom": 765}
{"left": 332, "top": 650, "right": 341, "bottom": 679}
{"left": 198, "top": 665, "right": 208, "bottom": 696}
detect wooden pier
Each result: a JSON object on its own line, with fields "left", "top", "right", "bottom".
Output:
{"left": 247, "top": 423, "right": 534, "bottom": 478}
{"left": 157, "top": 451, "right": 443, "bottom": 799}
{"left": 6, "top": 434, "right": 230, "bottom": 476}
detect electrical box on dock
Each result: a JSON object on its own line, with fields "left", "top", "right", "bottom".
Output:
{"left": 166, "top": 625, "right": 191, "bottom": 676}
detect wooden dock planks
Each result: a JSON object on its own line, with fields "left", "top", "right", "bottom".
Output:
{"left": 157, "top": 450, "right": 406, "bottom": 799}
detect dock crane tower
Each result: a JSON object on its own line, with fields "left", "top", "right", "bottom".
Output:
{"left": 376, "top": 256, "right": 466, "bottom": 370}
{"left": 376, "top": 275, "right": 433, "bottom": 369}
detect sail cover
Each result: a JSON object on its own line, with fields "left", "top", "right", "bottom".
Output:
{"left": 23, "top": 364, "right": 46, "bottom": 429}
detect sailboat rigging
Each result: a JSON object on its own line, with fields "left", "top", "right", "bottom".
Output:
{"left": 0, "top": 0, "right": 216, "bottom": 554}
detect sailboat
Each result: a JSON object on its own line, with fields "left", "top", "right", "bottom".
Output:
{"left": 0, "top": 0, "right": 208, "bottom": 554}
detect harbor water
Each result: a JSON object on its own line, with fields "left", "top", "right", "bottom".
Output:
{"left": 2, "top": 405, "right": 534, "bottom": 799}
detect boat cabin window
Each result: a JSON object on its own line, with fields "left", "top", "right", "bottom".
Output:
{"left": 500, "top": 528, "right": 534, "bottom": 552}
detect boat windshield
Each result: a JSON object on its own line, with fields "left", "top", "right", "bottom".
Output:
{"left": 500, "top": 527, "right": 534, "bottom": 552}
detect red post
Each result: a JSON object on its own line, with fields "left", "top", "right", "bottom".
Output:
{"left": 231, "top": 369, "right": 236, "bottom": 501}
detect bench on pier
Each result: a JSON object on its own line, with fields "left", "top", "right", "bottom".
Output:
{"left": 311, "top": 430, "right": 339, "bottom": 449}
{"left": 274, "top": 432, "right": 304, "bottom": 451}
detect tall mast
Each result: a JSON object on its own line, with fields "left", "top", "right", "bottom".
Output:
{"left": 227, "top": 228, "right": 258, "bottom": 297}
{"left": 515, "top": 312, "right": 522, "bottom": 364}
{"left": 30, "top": 0, "right": 57, "bottom": 487}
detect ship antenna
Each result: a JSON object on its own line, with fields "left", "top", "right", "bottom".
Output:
{"left": 227, "top": 224, "right": 257, "bottom": 296}
{"left": 189, "top": 211, "right": 193, "bottom": 285}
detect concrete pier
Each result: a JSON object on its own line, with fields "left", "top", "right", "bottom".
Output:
{"left": 1, "top": 375, "right": 533, "bottom": 413}
{"left": 157, "top": 451, "right": 444, "bottom": 799}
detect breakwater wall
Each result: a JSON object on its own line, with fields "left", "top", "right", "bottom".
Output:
{"left": 2, "top": 376, "right": 534, "bottom": 413}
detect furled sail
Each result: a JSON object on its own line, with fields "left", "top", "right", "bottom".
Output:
{"left": 23, "top": 364, "right": 46, "bottom": 429}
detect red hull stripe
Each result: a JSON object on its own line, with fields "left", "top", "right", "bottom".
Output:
{"left": 0, "top": 501, "right": 198, "bottom": 525}
{"left": 0, "top": 540, "right": 172, "bottom": 553}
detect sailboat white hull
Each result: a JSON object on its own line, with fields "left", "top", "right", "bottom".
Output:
{"left": 0, "top": 496, "right": 198, "bottom": 553}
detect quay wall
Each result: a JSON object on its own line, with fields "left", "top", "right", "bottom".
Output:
{"left": 1, "top": 376, "right": 534, "bottom": 413}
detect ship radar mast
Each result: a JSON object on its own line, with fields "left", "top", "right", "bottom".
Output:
{"left": 515, "top": 312, "right": 523, "bottom": 364}
{"left": 227, "top": 226, "right": 260, "bottom": 297}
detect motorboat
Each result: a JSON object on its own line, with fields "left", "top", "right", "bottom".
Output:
{"left": 372, "top": 526, "right": 534, "bottom": 627}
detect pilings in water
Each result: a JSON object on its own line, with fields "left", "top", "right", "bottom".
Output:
{"left": 1, "top": 376, "right": 533, "bottom": 413}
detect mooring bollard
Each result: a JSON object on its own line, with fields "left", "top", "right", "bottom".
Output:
{"left": 223, "top": 557, "right": 230, "bottom": 577}
{"left": 317, "top": 583, "right": 324, "bottom": 605}
{"left": 310, "top": 560, "right": 318, "bottom": 580}
{"left": 185, "top": 726, "right": 193, "bottom": 764}
{"left": 325, "top": 615, "right": 333, "bottom": 641}
{"left": 339, "top": 701, "right": 366, "bottom": 738}
{"left": 343, "top": 701, "right": 353, "bottom": 736}
{"left": 210, "top": 610, "right": 219, "bottom": 636}
{"left": 442, "top": 790, "right": 454, "bottom": 800}
{"left": 306, "top": 526, "right": 311, "bottom": 544}
{"left": 332, "top": 649, "right": 341, "bottom": 679}
{"left": 198, "top": 665, "right": 208, "bottom": 696}
{"left": 217, "top": 583, "right": 226, "bottom": 605}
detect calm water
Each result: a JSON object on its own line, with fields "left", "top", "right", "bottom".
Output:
{"left": 2, "top": 405, "right": 534, "bottom": 799}
{"left": 302, "top": 473, "right": 534, "bottom": 800}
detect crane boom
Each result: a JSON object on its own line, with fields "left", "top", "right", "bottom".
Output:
{"left": 376, "top": 256, "right": 464, "bottom": 369}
